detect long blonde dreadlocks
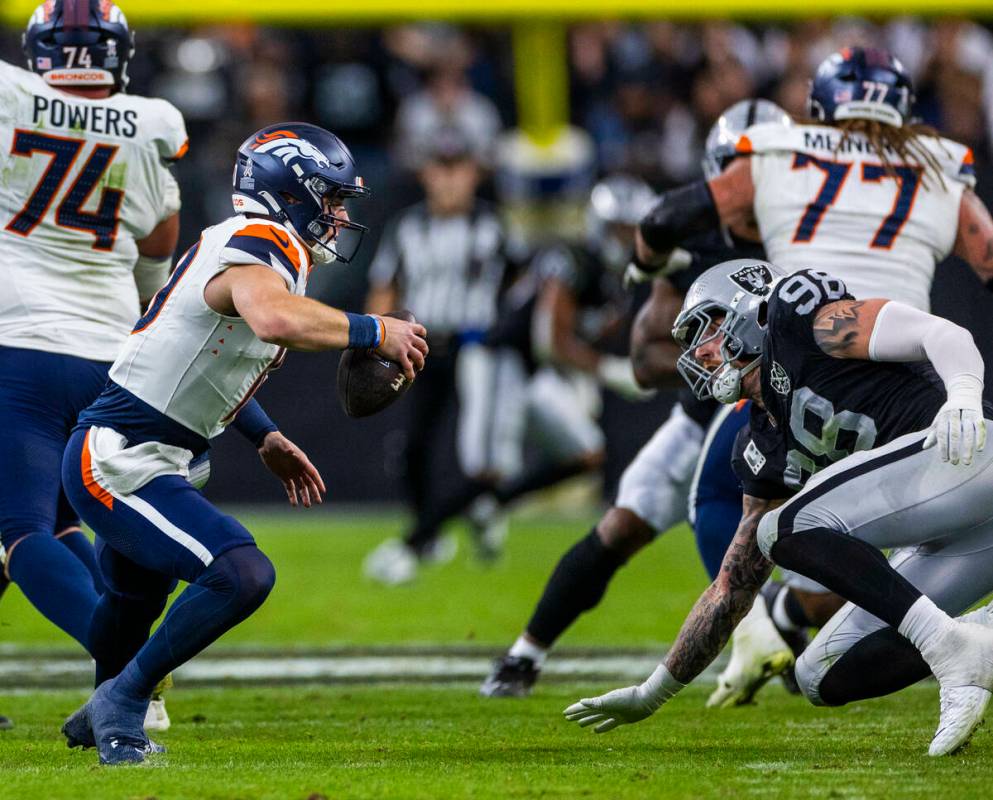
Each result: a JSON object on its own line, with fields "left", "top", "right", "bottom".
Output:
{"left": 834, "top": 119, "right": 948, "bottom": 190}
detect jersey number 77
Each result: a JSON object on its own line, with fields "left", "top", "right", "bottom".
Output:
{"left": 4, "top": 129, "right": 123, "bottom": 251}
{"left": 791, "top": 154, "right": 921, "bottom": 250}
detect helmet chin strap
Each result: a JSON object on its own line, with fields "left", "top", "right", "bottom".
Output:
{"left": 710, "top": 357, "right": 761, "bottom": 404}
{"left": 284, "top": 219, "right": 338, "bottom": 265}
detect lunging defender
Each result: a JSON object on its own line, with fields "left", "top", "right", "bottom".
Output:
{"left": 59, "top": 123, "right": 427, "bottom": 764}
{"left": 566, "top": 260, "right": 993, "bottom": 757}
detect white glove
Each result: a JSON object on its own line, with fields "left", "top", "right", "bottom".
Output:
{"left": 563, "top": 664, "right": 684, "bottom": 734}
{"left": 596, "top": 355, "right": 655, "bottom": 401}
{"left": 622, "top": 248, "right": 693, "bottom": 290}
{"left": 923, "top": 375, "right": 987, "bottom": 466}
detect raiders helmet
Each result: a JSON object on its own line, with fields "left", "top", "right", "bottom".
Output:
{"left": 672, "top": 258, "right": 784, "bottom": 403}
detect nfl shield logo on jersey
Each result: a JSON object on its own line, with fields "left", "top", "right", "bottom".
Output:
{"left": 728, "top": 263, "right": 774, "bottom": 296}
{"left": 770, "top": 361, "right": 791, "bottom": 395}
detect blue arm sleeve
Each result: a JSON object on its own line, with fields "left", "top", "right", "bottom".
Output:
{"left": 232, "top": 399, "right": 278, "bottom": 448}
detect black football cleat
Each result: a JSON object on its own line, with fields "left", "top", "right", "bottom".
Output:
{"left": 0, "top": 714, "right": 12, "bottom": 730}
{"left": 479, "top": 655, "right": 540, "bottom": 698}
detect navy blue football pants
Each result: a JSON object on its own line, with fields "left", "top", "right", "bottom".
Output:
{"left": 691, "top": 401, "right": 750, "bottom": 579}
{"left": 63, "top": 427, "right": 274, "bottom": 693}
{"left": 0, "top": 346, "right": 108, "bottom": 647}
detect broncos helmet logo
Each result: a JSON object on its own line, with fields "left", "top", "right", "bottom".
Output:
{"left": 251, "top": 131, "right": 335, "bottom": 170}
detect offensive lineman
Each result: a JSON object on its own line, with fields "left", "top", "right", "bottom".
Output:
{"left": 0, "top": 0, "right": 190, "bottom": 728}
{"left": 59, "top": 122, "right": 427, "bottom": 765}
{"left": 565, "top": 259, "right": 993, "bottom": 757}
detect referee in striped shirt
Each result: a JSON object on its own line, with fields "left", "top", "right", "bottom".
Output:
{"left": 363, "top": 127, "right": 514, "bottom": 585}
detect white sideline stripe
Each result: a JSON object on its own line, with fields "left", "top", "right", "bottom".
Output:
{"left": 115, "top": 492, "right": 214, "bottom": 566}
{"left": 0, "top": 653, "right": 723, "bottom": 685}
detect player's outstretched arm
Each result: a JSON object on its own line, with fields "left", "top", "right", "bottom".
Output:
{"left": 814, "top": 298, "right": 986, "bottom": 465}
{"left": 634, "top": 158, "right": 754, "bottom": 268}
{"left": 953, "top": 188, "right": 993, "bottom": 286}
{"left": 564, "top": 495, "right": 777, "bottom": 734}
{"left": 629, "top": 278, "right": 688, "bottom": 389}
{"left": 209, "top": 264, "right": 428, "bottom": 379}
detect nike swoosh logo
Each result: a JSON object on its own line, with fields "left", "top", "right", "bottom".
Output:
{"left": 272, "top": 231, "right": 290, "bottom": 249}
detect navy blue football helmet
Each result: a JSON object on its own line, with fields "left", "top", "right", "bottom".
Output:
{"left": 808, "top": 47, "right": 913, "bottom": 128}
{"left": 23, "top": 0, "right": 134, "bottom": 91}
{"left": 232, "top": 123, "right": 371, "bottom": 265}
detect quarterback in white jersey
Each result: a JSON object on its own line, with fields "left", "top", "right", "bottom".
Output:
{"left": 0, "top": 0, "right": 187, "bottom": 733}
{"left": 635, "top": 47, "right": 993, "bottom": 310}
{"left": 60, "top": 122, "right": 427, "bottom": 765}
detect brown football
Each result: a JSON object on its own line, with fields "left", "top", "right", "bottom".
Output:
{"left": 336, "top": 310, "right": 416, "bottom": 418}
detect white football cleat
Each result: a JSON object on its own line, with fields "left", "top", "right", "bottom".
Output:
{"left": 921, "top": 621, "right": 993, "bottom": 756}
{"left": 363, "top": 538, "right": 418, "bottom": 586}
{"left": 144, "top": 673, "right": 172, "bottom": 732}
{"left": 144, "top": 698, "right": 170, "bottom": 732}
{"left": 707, "top": 598, "right": 794, "bottom": 708}
{"left": 958, "top": 600, "right": 993, "bottom": 628}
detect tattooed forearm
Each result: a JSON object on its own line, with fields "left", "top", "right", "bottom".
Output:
{"left": 664, "top": 496, "right": 778, "bottom": 683}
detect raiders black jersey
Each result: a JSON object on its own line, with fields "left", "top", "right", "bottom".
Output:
{"left": 674, "top": 230, "right": 767, "bottom": 428}
{"left": 732, "top": 269, "right": 946, "bottom": 498}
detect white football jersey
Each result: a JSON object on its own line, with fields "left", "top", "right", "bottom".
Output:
{"left": 741, "top": 122, "right": 976, "bottom": 311}
{"left": 0, "top": 60, "right": 187, "bottom": 361}
{"left": 109, "top": 216, "right": 310, "bottom": 439}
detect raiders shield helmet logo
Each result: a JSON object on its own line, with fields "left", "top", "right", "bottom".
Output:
{"left": 728, "top": 263, "right": 774, "bottom": 296}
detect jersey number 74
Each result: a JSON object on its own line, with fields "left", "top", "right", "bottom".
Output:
{"left": 791, "top": 153, "right": 921, "bottom": 250}
{"left": 4, "top": 129, "right": 123, "bottom": 251}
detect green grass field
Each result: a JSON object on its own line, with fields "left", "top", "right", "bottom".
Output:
{"left": 1, "top": 512, "right": 989, "bottom": 799}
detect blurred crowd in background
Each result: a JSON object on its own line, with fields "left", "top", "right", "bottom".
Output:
{"left": 3, "top": 17, "right": 993, "bottom": 506}
{"left": 6, "top": 17, "right": 993, "bottom": 308}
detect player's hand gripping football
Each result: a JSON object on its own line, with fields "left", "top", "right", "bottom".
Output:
{"left": 375, "top": 316, "right": 429, "bottom": 381}
{"left": 258, "top": 431, "right": 327, "bottom": 507}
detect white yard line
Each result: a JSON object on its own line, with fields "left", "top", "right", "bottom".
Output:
{"left": 0, "top": 650, "right": 728, "bottom": 689}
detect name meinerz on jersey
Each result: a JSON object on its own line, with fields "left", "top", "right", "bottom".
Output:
{"left": 32, "top": 96, "right": 137, "bottom": 138}
{"left": 802, "top": 130, "right": 897, "bottom": 156}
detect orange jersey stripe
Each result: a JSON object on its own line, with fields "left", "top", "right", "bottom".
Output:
{"left": 735, "top": 135, "right": 753, "bottom": 154}
{"left": 232, "top": 223, "right": 304, "bottom": 274}
{"left": 81, "top": 429, "right": 114, "bottom": 510}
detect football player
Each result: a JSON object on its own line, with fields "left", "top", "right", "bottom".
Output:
{"left": 480, "top": 100, "right": 785, "bottom": 698}
{"left": 626, "top": 46, "right": 993, "bottom": 707}
{"left": 0, "top": 0, "right": 192, "bottom": 729}
{"left": 58, "top": 122, "right": 427, "bottom": 764}
{"left": 565, "top": 259, "right": 993, "bottom": 757}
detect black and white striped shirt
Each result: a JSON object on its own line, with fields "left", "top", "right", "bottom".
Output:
{"left": 368, "top": 201, "right": 509, "bottom": 335}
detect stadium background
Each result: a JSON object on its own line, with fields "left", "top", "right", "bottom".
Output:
{"left": 5, "top": 7, "right": 993, "bottom": 798}
{"left": 5, "top": 11, "right": 993, "bottom": 506}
